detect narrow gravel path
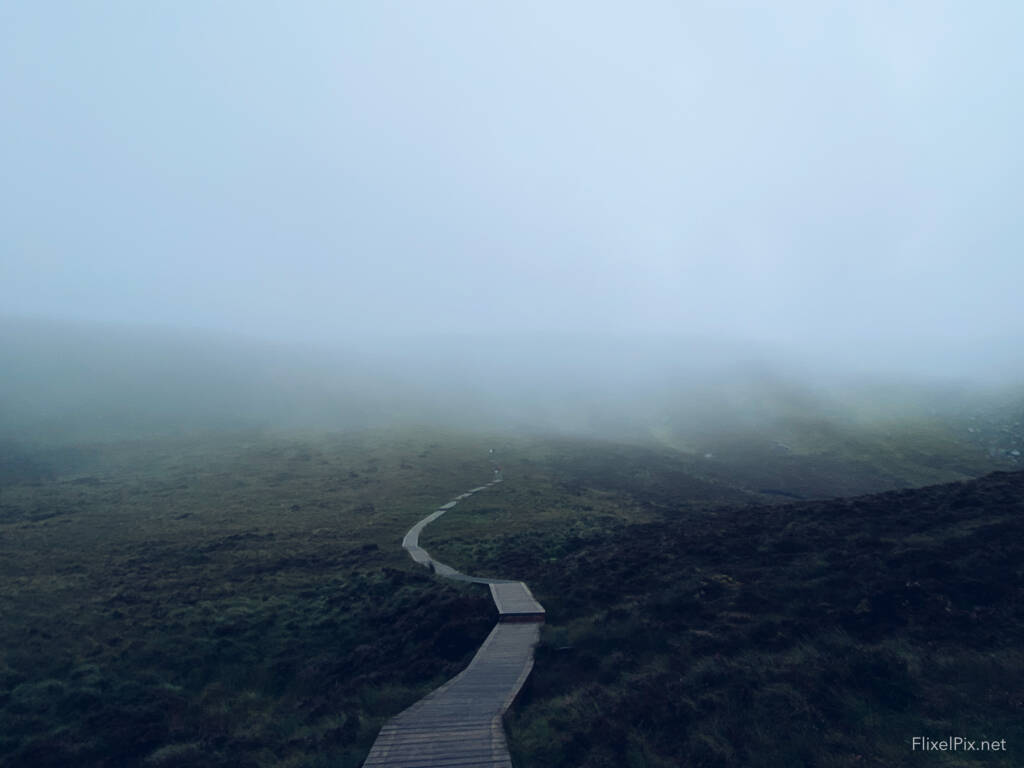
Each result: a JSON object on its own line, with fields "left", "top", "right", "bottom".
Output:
{"left": 362, "top": 477, "right": 544, "bottom": 767}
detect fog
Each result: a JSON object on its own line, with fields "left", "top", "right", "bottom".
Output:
{"left": 2, "top": 3, "right": 1022, "bottom": 444}
{"left": 2, "top": 317, "right": 1018, "bottom": 452}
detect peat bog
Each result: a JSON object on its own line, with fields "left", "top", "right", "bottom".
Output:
{"left": 0, "top": 431, "right": 497, "bottom": 767}
{"left": 1, "top": 425, "right": 1021, "bottom": 767}
{"left": 427, "top": 439, "right": 1024, "bottom": 767}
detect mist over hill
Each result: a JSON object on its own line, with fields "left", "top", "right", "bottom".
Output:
{"left": 3, "top": 4, "right": 1024, "bottom": 766}
{"left": 3, "top": 2, "right": 1022, "bottom": 455}
{"left": 2, "top": 318, "right": 1021, "bottom": 484}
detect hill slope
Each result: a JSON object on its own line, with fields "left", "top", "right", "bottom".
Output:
{"left": 492, "top": 469, "right": 1024, "bottom": 767}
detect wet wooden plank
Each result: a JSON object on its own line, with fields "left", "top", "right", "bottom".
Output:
{"left": 489, "top": 582, "right": 545, "bottom": 620}
{"left": 362, "top": 623, "right": 540, "bottom": 768}
{"left": 365, "top": 479, "right": 543, "bottom": 767}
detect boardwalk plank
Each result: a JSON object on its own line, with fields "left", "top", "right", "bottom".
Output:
{"left": 363, "top": 479, "right": 543, "bottom": 768}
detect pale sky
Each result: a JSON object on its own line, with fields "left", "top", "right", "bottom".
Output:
{"left": 2, "top": 1, "right": 1022, "bottom": 374}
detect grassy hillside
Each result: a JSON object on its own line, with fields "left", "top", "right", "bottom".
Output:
{"left": 0, "top": 430, "right": 502, "bottom": 767}
{"left": 426, "top": 458, "right": 1024, "bottom": 766}
{"left": 0, "top": 425, "right": 1019, "bottom": 766}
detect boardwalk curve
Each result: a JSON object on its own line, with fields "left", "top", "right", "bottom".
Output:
{"left": 363, "top": 478, "right": 544, "bottom": 767}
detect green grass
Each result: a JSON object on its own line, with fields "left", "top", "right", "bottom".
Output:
{"left": 0, "top": 428, "right": 503, "bottom": 767}
{"left": 424, "top": 458, "right": 1024, "bottom": 767}
{"left": 1, "top": 422, "right": 1019, "bottom": 767}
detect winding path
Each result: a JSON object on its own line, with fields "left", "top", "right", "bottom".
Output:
{"left": 363, "top": 478, "right": 544, "bottom": 767}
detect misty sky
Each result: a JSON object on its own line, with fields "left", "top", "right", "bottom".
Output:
{"left": 3, "top": 2, "right": 1022, "bottom": 372}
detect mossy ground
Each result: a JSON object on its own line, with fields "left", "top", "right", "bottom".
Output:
{"left": 0, "top": 429, "right": 501, "bottom": 767}
{"left": 426, "top": 450, "right": 1024, "bottom": 767}
{"left": 0, "top": 425, "right": 1019, "bottom": 767}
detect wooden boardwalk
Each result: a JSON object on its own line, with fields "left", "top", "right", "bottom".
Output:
{"left": 490, "top": 582, "right": 545, "bottom": 622}
{"left": 363, "top": 478, "right": 544, "bottom": 768}
{"left": 362, "top": 623, "right": 539, "bottom": 768}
